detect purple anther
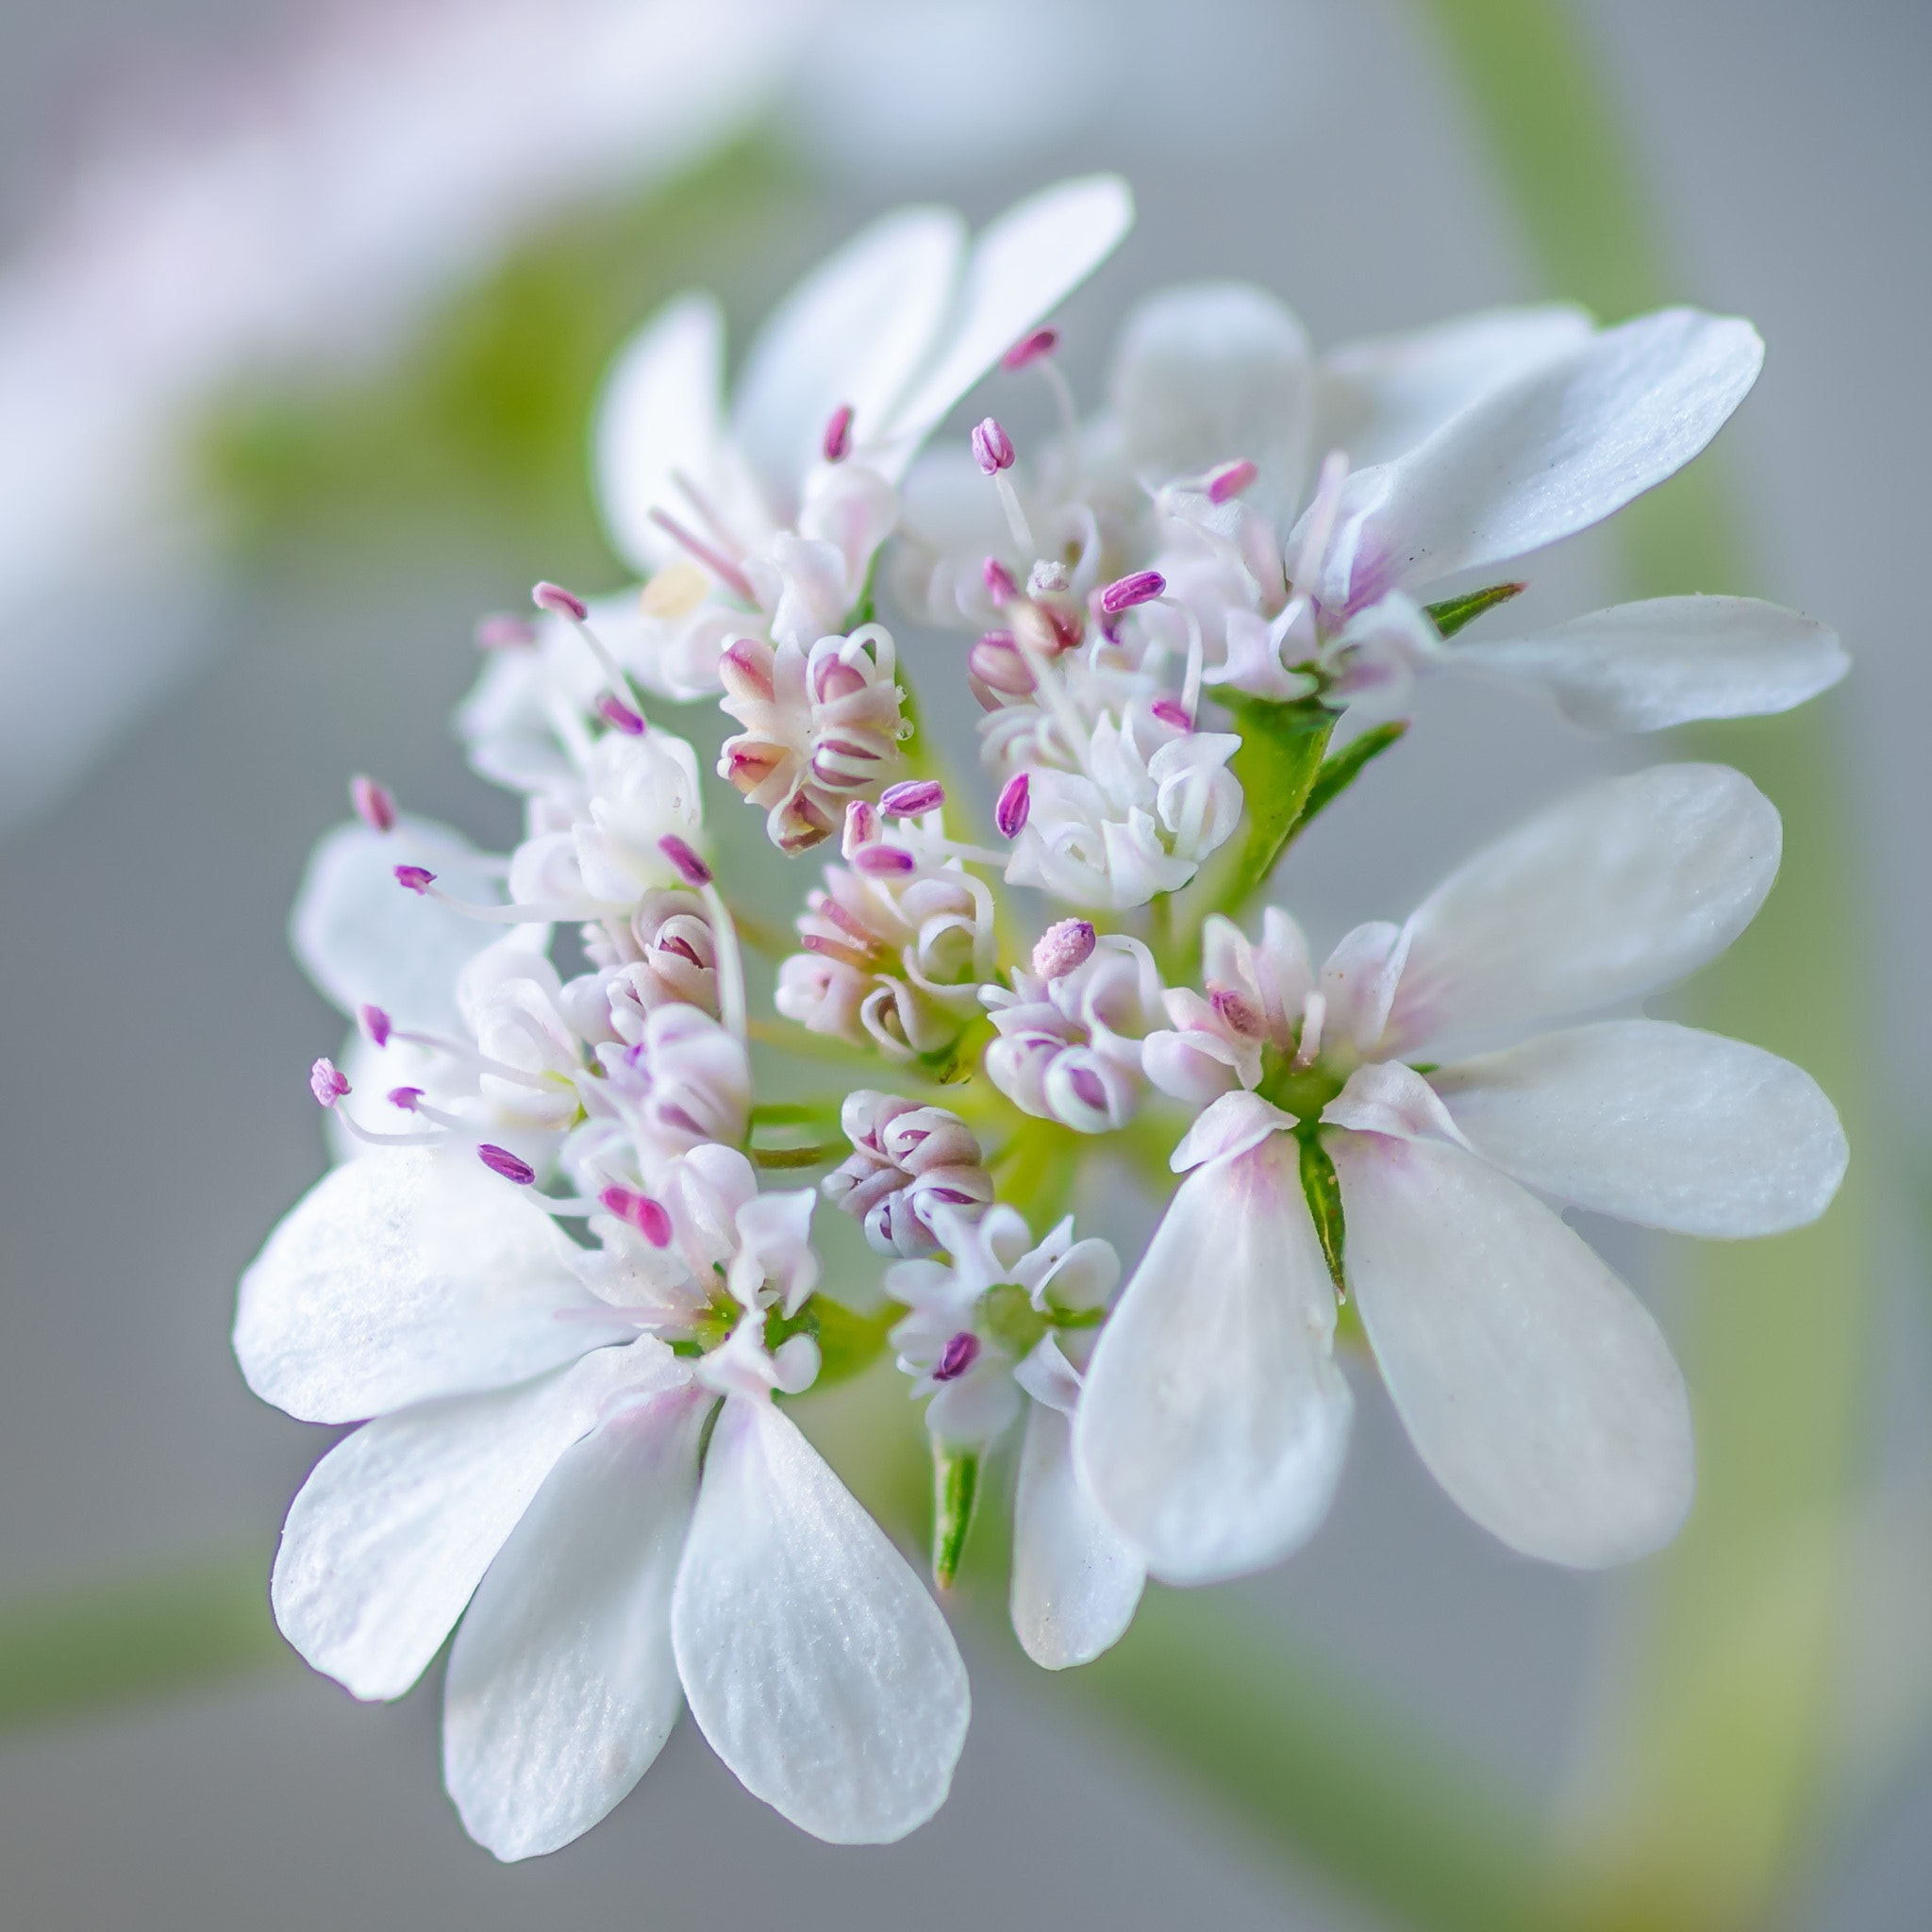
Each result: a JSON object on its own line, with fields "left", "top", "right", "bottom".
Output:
{"left": 532, "top": 580, "right": 589, "bottom": 622}
{"left": 1100, "top": 570, "right": 1166, "bottom": 616}
{"left": 1002, "top": 326, "right": 1058, "bottom": 371}
{"left": 394, "top": 865, "right": 437, "bottom": 895}
{"left": 1207, "top": 458, "right": 1258, "bottom": 505}
{"left": 1032, "top": 919, "right": 1097, "bottom": 981}
{"left": 657, "top": 835, "right": 713, "bottom": 888}
{"left": 971, "top": 416, "right": 1015, "bottom": 475}
{"left": 880, "top": 779, "right": 944, "bottom": 817}
{"left": 350, "top": 774, "right": 396, "bottom": 834}
{"left": 308, "top": 1058, "right": 349, "bottom": 1108}
{"left": 982, "top": 557, "right": 1020, "bottom": 605}
{"left": 1150, "top": 698, "right": 1192, "bottom": 731}
{"left": 841, "top": 798, "right": 881, "bottom": 857}
{"left": 387, "top": 1086, "right": 425, "bottom": 1111}
{"left": 595, "top": 692, "right": 647, "bottom": 736}
{"left": 475, "top": 612, "right": 538, "bottom": 650}
{"left": 600, "top": 1185, "right": 673, "bottom": 1246}
{"left": 822, "top": 403, "right": 855, "bottom": 463}
{"left": 854, "top": 843, "right": 917, "bottom": 877}
{"left": 934, "top": 1331, "right": 981, "bottom": 1382}
{"left": 1210, "top": 988, "right": 1266, "bottom": 1038}
{"left": 477, "top": 1144, "right": 537, "bottom": 1186}
{"left": 995, "top": 772, "right": 1031, "bottom": 839}
{"left": 359, "top": 1004, "right": 392, "bottom": 1047}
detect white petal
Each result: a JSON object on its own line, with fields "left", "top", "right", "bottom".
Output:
{"left": 1317, "top": 302, "right": 1594, "bottom": 468}
{"left": 1314, "top": 308, "right": 1763, "bottom": 608}
{"left": 235, "top": 1150, "right": 633, "bottom": 1425}
{"left": 1076, "top": 1136, "right": 1352, "bottom": 1584}
{"left": 874, "top": 175, "right": 1135, "bottom": 476}
{"left": 1170, "top": 1090, "right": 1298, "bottom": 1170}
{"left": 1330, "top": 1130, "right": 1692, "bottom": 1567}
{"left": 732, "top": 208, "right": 966, "bottom": 521}
{"left": 272, "top": 1338, "right": 679, "bottom": 1701}
{"left": 1432, "top": 1020, "right": 1847, "bottom": 1237}
{"left": 290, "top": 816, "right": 508, "bottom": 1033}
{"left": 671, "top": 1397, "right": 969, "bottom": 1843}
{"left": 1110, "top": 282, "right": 1313, "bottom": 519}
{"left": 593, "top": 292, "right": 727, "bottom": 575}
{"left": 1386, "top": 763, "right": 1780, "bottom": 1052}
{"left": 1456, "top": 595, "right": 1848, "bottom": 732}
{"left": 1011, "top": 1397, "right": 1144, "bottom": 1670}
{"left": 442, "top": 1386, "right": 709, "bottom": 1861}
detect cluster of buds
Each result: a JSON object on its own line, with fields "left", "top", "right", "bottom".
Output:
{"left": 822, "top": 1092, "right": 995, "bottom": 1257}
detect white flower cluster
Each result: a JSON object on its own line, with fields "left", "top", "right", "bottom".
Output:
{"left": 238, "top": 177, "right": 1851, "bottom": 1860}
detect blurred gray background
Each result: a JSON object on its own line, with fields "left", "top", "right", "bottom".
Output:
{"left": 0, "top": 1, "right": 1926, "bottom": 1926}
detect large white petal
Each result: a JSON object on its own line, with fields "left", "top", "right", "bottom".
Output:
{"left": 290, "top": 815, "right": 508, "bottom": 1033}
{"left": 732, "top": 207, "right": 966, "bottom": 521}
{"left": 272, "top": 1338, "right": 678, "bottom": 1702}
{"left": 671, "top": 1396, "right": 969, "bottom": 1843}
{"left": 1455, "top": 595, "right": 1848, "bottom": 732}
{"left": 1313, "top": 308, "right": 1763, "bottom": 608}
{"left": 1110, "top": 282, "right": 1313, "bottom": 521}
{"left": 1330, "top": 1129, "right": 1692, "bottom": 1567}
{"left": 1385, "top": 764, "right": 1780, "bottom": 1053}
{"left": 235, "top": 1150, "right": 634, "bottom": 1425}
{"left": 872, "top": 175, "right": 1135, "bottom": 478}
{"left": 1011, "top": 1397, "right": 1144, "bottom": 1670}
{"left": 1316, "top": 302, "right": 1593, "bottom": 468}
{"left": 1076, "top": 1135, "right": 1352, "bottom": 1585}
{"left": 443, "top": 1385, "right": 709, "bottom": 1861}
{"left": 1432, "top": 1020, "right": 1847, "bottom": 1237}
{"left": 593, "top": 291, "right": 727, "bottom": 575}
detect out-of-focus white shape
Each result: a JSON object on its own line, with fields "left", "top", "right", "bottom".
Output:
{"left": 0, "top": 0, "right": 801, "bottom": 834}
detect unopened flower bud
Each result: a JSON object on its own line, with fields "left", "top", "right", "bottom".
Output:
{"left": 971, "top": 417, "right": 1015, "bottom": 475}
{"left": 1100, "top": 570, "right": 1166, "bottom": 615}
{"left": 532, "top": 580, "right": 589, "bottom": 622}
{"left": 1032, "top": 920, "right": 1097, "bottom": 981}
{"left": 350, "top": 774, "right": 396, "bottom": 833}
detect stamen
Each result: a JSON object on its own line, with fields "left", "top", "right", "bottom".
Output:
{"left": 934, "top": 1331, "right": 980, "bottom": 1382}
{"left": 595, "top": 693, "right": 647, "bottom": 736}
{"left": 971, "top": 418, "right": 1015, "bottom": 475}
{"left": 647, "top": 508, "right": 758, "bottom": 606}
{"left": 532, "top": 581, "right": 589, "bottom": 623}
{"left": 1100, "top": 570, "right": 1166, "bottom": 615}
{"left": 696, "top": 879, "right": 747, "bottom": 1042}
{"left": 880, "top": 779, "right": 944, "bottom": 817}
{"left": 1151, "top": 698, "right": 1191, "bottom": 731}
{"left": 1001, "top": 328, "right": 1058, "bottom": 371}
{"left": 309, "top": 1058, "right": 349, "bottom": 1108}
{"left": 823, "top": 403, "right": 855, "bottom": 463}
{"left": 1032, "top": 920, "right": 1096, "bottom": 979}
{"left": 477, "top": 1144, "right": 538, "bottom": 1186}
{"left": 854, "top": 844, "right": 916, "bottom": 877}
{"left": 599, "top": 1185, "right": 673, "bottom": 1246}
{"left": 395, "top": 865, "right": 436, "bottom": 895}
{"left": 1161, "top": 594, "right": 1207, "bottom": 723}
{"left": 841, "top": 798, "right": 881, "bottom": 856}
{"left": 995, "top": 773, "right": 1030, "bottom": 838}
{"left": 475, "top": 613, "right": 537, "bottom": 649}
{"left": 359, "top": 1005, "right": 392, "bottom": 1047}
{"left": 387, "top": 1085, "right": 425, "bottom": 1110}
{"left": 1207, "top": 458, "right": 1258, "bottom": 505}
{"left": 350, "top": 774, "right": 396, "bottom": 833}
{"left": 658, "top": 835, "right": 713, "bottom": 888}
{"left": 1028, "top": 560, "right": 1070, "bottom": 597}
{"left": 1291, "top": 991, "right": 1326, "bottom": 1070}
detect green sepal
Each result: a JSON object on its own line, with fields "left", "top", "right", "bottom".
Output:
{"left": 1298, "top": 722, "right": 1409, "bottom": 832}
{"left": 931, "top": 1448, "right": 981, "bottom": 1590}
{"left": 1297, "top": 1128, "right": 1348, "bottom": 1299}
{"left": 1424, "top": 580, "right": 1526, "bottom": 638}
{"left": 1215, "top": 692, "right": 1338, "bottom": 908}
{"left": 761, "top": 1296, "right": 902, "bottom": 1391}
